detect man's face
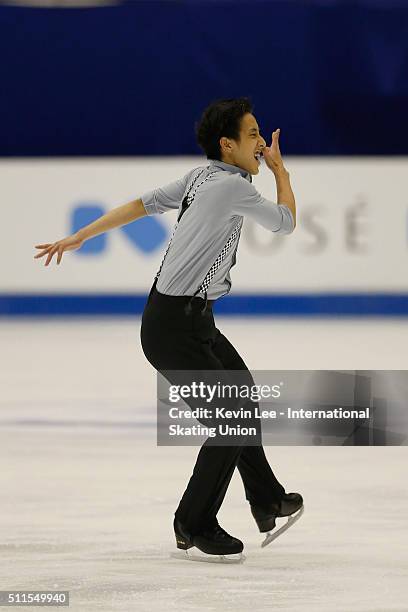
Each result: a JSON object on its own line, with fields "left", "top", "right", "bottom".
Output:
{"left": 220, "top": 113, "right": 266, "bottom": 175}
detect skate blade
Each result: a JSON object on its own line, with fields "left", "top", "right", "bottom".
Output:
{"left": 261, "top": 505, "right": 304, "bottom": 548}
{"left": 170, "top": 549, "right": 245, "bottom": 564}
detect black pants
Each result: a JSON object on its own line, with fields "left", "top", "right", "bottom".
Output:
{"left": 140, "top": 282, "right": 285, "bottom": 535}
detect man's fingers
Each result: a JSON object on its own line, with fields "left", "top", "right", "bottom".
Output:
{"left": 271, "top": 129, "right": 281, "bottom": 142}
{"left": 271, "top": 129, "right": 281, "bottom": 152}
{"left": 34, "top": 246, "right": 52, "bottom": 259}
{"left": 34, "top": 241, "right": 66, "bottom": 265}
{"left": 45, "top": 245, "right": 58, "bottom": 266}
{"left": 57, "top": 246, "right": 64, "bottom": 265}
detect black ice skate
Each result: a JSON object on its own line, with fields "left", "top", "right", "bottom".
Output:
{"left": 171, "top": 518, "right": 245, "bottom": 564}
{"left": 251, "top": 492, "right": 304, "bottom": 548}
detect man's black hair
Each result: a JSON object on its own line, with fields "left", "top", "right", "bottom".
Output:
{"left": 196, "top": 97, "right": 253, "bottom": 161}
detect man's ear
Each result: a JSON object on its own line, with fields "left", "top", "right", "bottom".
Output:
{"left": 220, "top": 136, "right": 233, "bottom": 155}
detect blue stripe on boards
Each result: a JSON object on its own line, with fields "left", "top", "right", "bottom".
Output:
{"left": 1, "top": 294, "right": 408, "bottom": 316}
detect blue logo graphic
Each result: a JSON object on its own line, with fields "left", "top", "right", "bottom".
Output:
{"left": 71, "top": 204, "right": 168, "bottom": 255}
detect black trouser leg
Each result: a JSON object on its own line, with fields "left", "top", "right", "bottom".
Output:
{"left": 174, "top": 444, "right": 243, "bottom": 534}
{"left": 209, "top": 329, "right": 285, "bottom": 509}
{"left": 237, "top": 446, "right": 285, "bottom": 508}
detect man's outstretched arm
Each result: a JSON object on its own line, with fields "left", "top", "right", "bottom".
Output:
{"left": 34, "top": 170, "right": 192, "bottom": 266}
{"left": 75, "top": 199, "right": 147, "bottom": 242}
{"left": 34, "top": 198, "right": 147, "bottom": 266}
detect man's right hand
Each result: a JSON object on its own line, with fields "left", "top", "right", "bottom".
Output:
{"left": 34, "top": 233, "right": 84, "bottom": 266}
{"left": 263, "top": 129, "right": 288, "bottom": 176}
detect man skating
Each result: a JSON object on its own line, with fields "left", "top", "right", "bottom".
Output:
{"left": 34, "top": 98, "right": 303, "bottom": 561}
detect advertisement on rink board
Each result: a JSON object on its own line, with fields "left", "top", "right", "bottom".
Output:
{"left": 1, "top": 156, "right": 407, "bottom": 294}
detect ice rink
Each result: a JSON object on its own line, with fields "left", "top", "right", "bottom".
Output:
{"left": 1, "top": 317, "right": 407, "bottom": 611}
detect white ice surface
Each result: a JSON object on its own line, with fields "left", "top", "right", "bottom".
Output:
{"left": 1, "top": 318, "right": 407, "bottom": 611}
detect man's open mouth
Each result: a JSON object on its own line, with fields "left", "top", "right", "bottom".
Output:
{"left": 254, "top": 152, "right": 262, "bottom": 161}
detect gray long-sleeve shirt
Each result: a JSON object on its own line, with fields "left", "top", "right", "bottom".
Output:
{"left": 141, "top": 160, "right": 294, "bottom": 300}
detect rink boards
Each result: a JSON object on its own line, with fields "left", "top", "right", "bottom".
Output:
{"left": 2, "top": 157, "right": 407, "bottom": 314}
